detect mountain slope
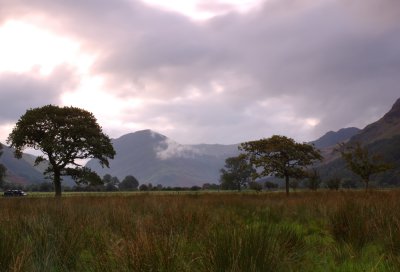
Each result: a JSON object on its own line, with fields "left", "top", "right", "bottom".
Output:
{"left": 350, "top": 98, "right": 400, "bottom": 144}
{"left": 86, "top": 130, "right": 239, "bottom": 187}
{"left": 0, "top": 144, "right": 45, "bottom": 184}
{"left": 318, "top": 98, "right": 400, "bottom": 185}
{"left": 311, "top": 127, "right": 360, "bottom": 149}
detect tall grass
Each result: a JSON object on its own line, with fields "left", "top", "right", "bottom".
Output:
{"left": 1, "top": 191, "right": 400, "bottom": 271}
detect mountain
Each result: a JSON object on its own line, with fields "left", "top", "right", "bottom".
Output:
{"left": 0, "top": 144, "right": 45, "bottom": 184}
{"left": 86, "top": 129, "right": 239, "bottom": 187}
{"left": 318, "top": 98, "right": 400, "bottom": 185}
{"left": 311, "top": 127, "right": 361, "bottom": 149}
{"left": 3, "top": 98, "right": 399, "bottom": 188}
{"left": 349, "top": 98, "right": 400, "bottom": 144}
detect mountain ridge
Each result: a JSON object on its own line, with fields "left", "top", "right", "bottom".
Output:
{"left": 311, "top": 127, "right": 361, "bottom": 149}
{"left": 85, "top": 129, "right": 239, "bottom": 187}
{"left": 319, "top": 98, "right": 400, "bottom": 184}
{"left": 349, "top": 98, "right": 400, "bottom": 144}
{"left": 2, "top": 98, "right": 400, "bottom": 187}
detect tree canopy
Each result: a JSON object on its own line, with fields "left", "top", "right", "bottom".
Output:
{"left": 337, "top": 142, "right": 392, "bottom": 190}
{"left": 119, "top": 175, "right": 139, "bottom": 191}
{"left": 7, "top": 105, "right": 116, "bottom": 197}
{"left": 220, "top": 154, "right": 255, "bottom": 191}
{"left": 240, "top": 135, "right": 322, "bottom": 195}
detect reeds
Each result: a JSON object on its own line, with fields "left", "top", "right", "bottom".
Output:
{"left": 0, "top": 191, "right": 400, "bottom": 271}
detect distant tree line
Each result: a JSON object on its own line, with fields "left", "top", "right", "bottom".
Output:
{"left": 2, "top": 122, "right": 396, "bottom": 193}
{"left": 0, "top": 172, "right": 224, "bottom": 193}
{"left": 219, "top": 135, "right": 394, "bottom": 193}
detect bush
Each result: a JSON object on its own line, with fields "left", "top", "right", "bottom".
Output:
{"left": 248, "top": 181, "right": 262, "bottom": 192}
{"left": 326, "top": 177, "right": 341, "bottom": 190}
{"left": 305, "top": 168, "right": 321, "bottom": 191}
{"left": 264, "top": 181, "right": 278, "bottom": 190}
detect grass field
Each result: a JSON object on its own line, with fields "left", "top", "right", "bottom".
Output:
{"left": 1, "top": 190, "right": 400, "bottom": 271}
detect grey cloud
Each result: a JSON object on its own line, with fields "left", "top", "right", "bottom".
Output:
{"left": 0, "top": 66, "right": 77, "bottom": 122}
{"left": 1, "top": 0, "right": 400, "bottom": 142}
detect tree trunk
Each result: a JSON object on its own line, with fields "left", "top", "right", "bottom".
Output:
{"left": 54, "top": 168, "right": 62, "bottom": 197}
{"left": 285, "top": 176, "right": 289, "bottom": 196}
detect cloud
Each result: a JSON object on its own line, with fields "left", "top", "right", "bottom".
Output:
{"left": 0, "top": 66, "right": 77, "bottom": 122}
{"left": 155, "top": 138, "right": 201, "bottom": 159}
{"left": 1, "top": 0, "right": 400, "bottom": 144}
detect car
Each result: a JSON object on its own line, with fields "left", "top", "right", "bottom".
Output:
{"left": 3, "top": 189, "right": 28, "bottom": 197}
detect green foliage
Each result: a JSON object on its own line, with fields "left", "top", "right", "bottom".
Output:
{"left": 202, "top": 183, "right": 220, "bottom": 190}
{"left": 289, "top": 179, "right": 300, "bottom": 191}
{"left": 342, "top": 179, "right": 359, "bottom": 189}
{"left": 305, "top": 168, "right": 322, "bottom": 191}
{"left": 338, "top": 142, "right": 393, "bottom": 190}
{"left": 220, "top": 154, "right": 255, "bottom": 191}
{"left": 6, "top": 105, "right": 116, "bottom": 197}
{"left": 103, "top": 174, "right": 119, "bottom": 191}
{"left": 119, "top": 175, "right": 139, "bottom": 191}
{"left": 240, "top": 135, "right": 322, "bottom": 195}
{"left": 264, "top": 181, "right": 278, "bottom": 190}
{"left": 326, "top": 177, "right": 341, "bottom": 190}
{"left": 248, "top": 181, "right": 263, "bottom": 192}
{"left": 65, "top": 167, "right": 103, "bottom": 186}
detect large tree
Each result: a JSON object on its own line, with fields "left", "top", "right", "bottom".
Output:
{"left": 220, "top": 154, "right": 255, "bottom": 191}
{"left": 337, "top": 142, "right": 392, "bottom": 190}
{"left": 240, "top": 135, "right": 322, "bottom": 195}
{"left": 7, "top": 105, "right": 116, "bottom": 197}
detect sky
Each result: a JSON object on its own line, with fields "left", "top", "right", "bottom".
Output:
{"left": 0, "top": 0, "right": 399, "bottom": 145}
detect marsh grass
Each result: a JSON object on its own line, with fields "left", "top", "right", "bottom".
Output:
{"left": 1, "top": 191, "right": 400, "bottom": 271}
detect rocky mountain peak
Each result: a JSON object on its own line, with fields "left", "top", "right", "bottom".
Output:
{"left": 350, "top": 97, "right": 400, "bottom": 144}
{"left": 382, "top": 97, "right": 400, "bottom": 122}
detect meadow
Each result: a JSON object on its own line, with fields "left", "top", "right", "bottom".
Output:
{"left": 1, "top": 191, "right": 400, "bottom": 271}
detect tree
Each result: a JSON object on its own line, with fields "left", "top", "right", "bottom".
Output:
{"left": 139, "top": 184, "right": 149, "bottom": 191}
{"left": 342, "top": 179, "right": 358, "bottom": 189}
{"left": 0, "top": 143, "right": 6, "bottom": 187}
{"left": 289, "top": 179, "right": 299, "bottom": 191}
{"left": 102, "top": 174, "right": 112, "bottom": 184}
{"left": 119, "top": 175, "right": 139, "bottom": 191}
{"left": 7, "top": 105, "right": 116, "bottom": 197}
{"left": 326, "top": 177, "right": 341, "bottom": 190}
{"left": 240, "top": 135, "right": 322, "bottom": 195}
{"left": 305, "top": 168, "right": 321, "bottom": 191}
{"left": 103, "top": 174, "right": 119, "bottom": 191}
{"left": 264, "top": 181, "right": 278, "bottom": 190}
{"left": 220, "top": 154, "right": 255, "bottom": 191}
{"left": 248, "top": 181, "right": 263, "bottom": 192}
{"left": 337, "top": 142, "right": 392, "bottom": 190}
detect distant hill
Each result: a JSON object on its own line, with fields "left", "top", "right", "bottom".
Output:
{"left": 3, "top": 98, "right": 400, "bottom": 188}
{"left": 349, "top": 98, "right": 400, "bottom": 144}
{"left": 318, "top": 98, "right": 400, "bottom": 185}
{"left": 0, "top": 144, "right": 76, "bottom": 186}
{"left": 86, "top": 130, "right": 239, "bottom": 187}
{"left": 0, "top": 144, "right": 45, "bottom": 184}
{"left": 311, "top": 127, "right": 361, "bottom": 149}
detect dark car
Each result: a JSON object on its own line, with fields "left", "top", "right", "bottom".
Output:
{"left": 3, "top": 189, "right": 28, "bottom": 197}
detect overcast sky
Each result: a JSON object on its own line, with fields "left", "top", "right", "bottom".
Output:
{"left": 0, "top": 0, "right": 399, "bottom": 145}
